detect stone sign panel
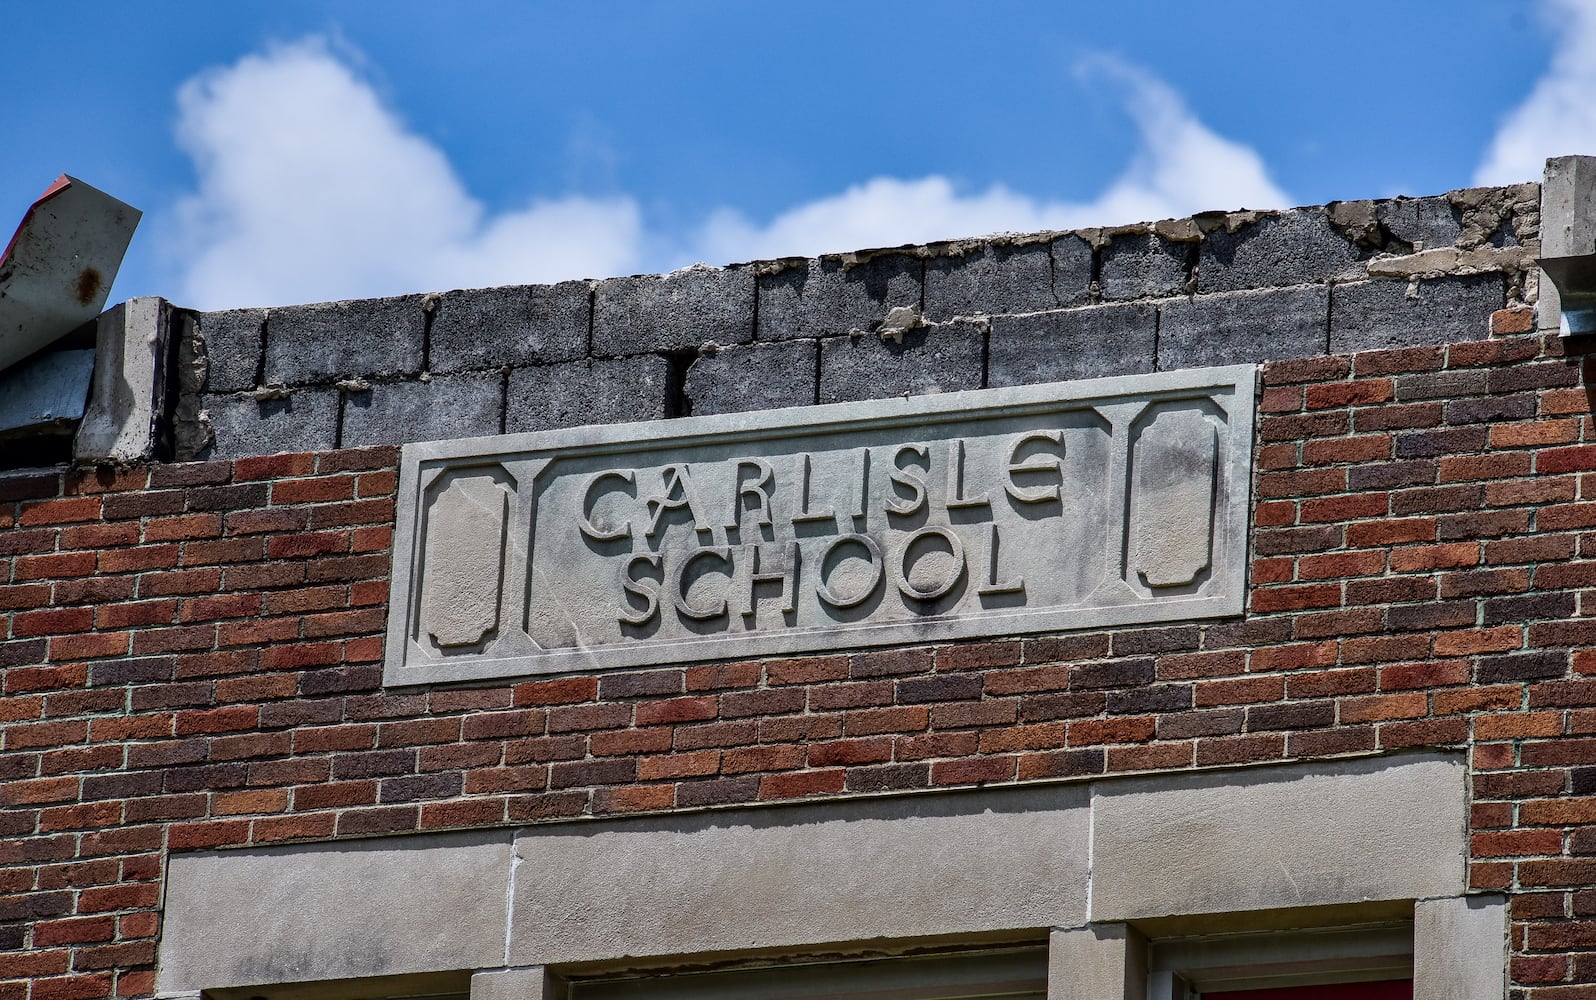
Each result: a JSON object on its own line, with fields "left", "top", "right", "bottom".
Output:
{"left": 383, "top": 366, "right": 1256, "bottom": 685}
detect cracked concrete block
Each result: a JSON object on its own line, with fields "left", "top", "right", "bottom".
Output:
{"left": 1090, "top": 753, "right": 1466, "bottom": 922}
{"left": 1378, "top": 196, "right": 1463, "bottom": 251}
{"left": 593, "top": 265, "right": 754, "bottom": 355}
{"left": 1330, "top": 274, "right": 1505, "bottom": 354}
{"left": 430, "top": 283, "right": 589, "bottom": 372}
{"left": 264, "top": 295, "right": 426, "bottom": 386}
{"left": 505, "top": 355, "right": 670, "bottom": 433}
{"left": 1052, "top": 233, "right": 1095, "bottom": 307}
{"left": 684, "top": 339, "right": 817, "bottom": 416}
{"left": 1200, "top": 209, "right": 1362, "bottom": 291}
{"left": 757, "top": 252, "right": 921, "bottom": 341}
{"left": 923, "top": 240, "right": 1057, "bottom": 320}
{"left": 818, "top": 320, "right": 983, "bottom": 404}
{"left": 196, "top": 308, "right": 264, "bottom": 393}
{"left": 342, "top": 373, "right": 503, "bottom": 448}
{"left": 200, "top": 388, "right": 339, "bottom": 459}
{"left": 1158, "top": 286, "right": 1328, "bottom": 370}
{"left": 986, "top": 303, "right": 1156, "bottom": 387}
{"left": 1100, "top": 231, "right": 1188, "bottom": 300}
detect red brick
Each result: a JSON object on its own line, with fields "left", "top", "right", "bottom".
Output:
{"left": 271, "top": 475, "right": 356, "bottom": 504}
{"left": 18, "top": 496, "right": 102, "bottom": 526}
{"left": 1346, "top": 517, "right": 1435, "bottom": 546}
{"left": 759, "top": 769, "right": 845, "bottom": 799}
{"left": 1249, "top": 583, "right": 1341, "bottom": 613}
{"left": 635, "top": 695, "right": 718, "bottom": 726}
{"left": 930, "top": 756, "right": 1016, "bottom": 785}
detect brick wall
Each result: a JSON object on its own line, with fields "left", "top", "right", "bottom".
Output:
{"left": 4, "top": 315, "right": 1596, "bottom": 996}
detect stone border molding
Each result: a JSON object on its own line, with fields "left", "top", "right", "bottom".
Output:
{"left": 383, "top": 366, "right": 1256, "bottom": 686}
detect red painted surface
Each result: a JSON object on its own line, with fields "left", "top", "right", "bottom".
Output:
{"left": 1215, "top": 980, "right": 1412, "bottom": 1000}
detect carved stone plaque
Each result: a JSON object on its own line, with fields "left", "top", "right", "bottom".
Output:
{"left": 383, "top": 366, "right": 1255, "bottom": 685}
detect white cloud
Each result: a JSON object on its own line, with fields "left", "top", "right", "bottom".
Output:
{"left": 165, "top": 38, "right": 643, "bottom": 309}
{"left": 1475, "top": 0, "right": 1596, "bottom": 185}
{"left": 162, "top": 40, "right": 1289, "bottom": 308}
{"left": 693, "top": 58, "right": 1291, "bottom": 263}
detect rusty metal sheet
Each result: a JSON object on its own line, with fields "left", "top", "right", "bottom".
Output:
{"left": 0, "top": 175, "right": 141, "bottom": 373}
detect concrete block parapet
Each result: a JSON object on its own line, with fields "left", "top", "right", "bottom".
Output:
{"left": 430, "top": 282, "right": 591, "bottom": 373}
{"left": 1378, "top": 195, "right": 1465, "bottom": 250}
{"left": 986, "top": 302, "right": 1156, "bottom": 387}
{"left": 684, "top": 339, "right": 817, "bottom": 415}
{"left": 194, "top": 307, "right": 265, "bottom": 393}
{"left": 160, "top": 183, "right": 1543, "bottom": 461}
{"left": 341, "top": 373, "right": 504, "bottom": 448}
{"left": 1330, "top": 273, "right": 1507, "bottom": 354}
{"left": 818, "top": 320, "right": 984, "bottom": 403}
{"left": 922, "top": 237, "right": 1070, "bottom": 321}
{"left": 194, "top": 387, "right": 340, "bottom": 460}
{"left": 1199, "top": 209, "right": 1363, "bottom": 292}
{"left": 593, "top": 263, "right": 755, "bottom": 355}
{"left": 1099, "top": 230, "right": 1189, "bottom": 300}
{"left": 1158, "top": 285, "right": 1328, "bottom": 370}
{"left": 263, "top": 294, "right": 427, "bottom": 385}
{"left": 757, "top": 251, "right": 922, "bottom": 340}
{"left": 504, "top": 354, "right": 670, "bottom": 433}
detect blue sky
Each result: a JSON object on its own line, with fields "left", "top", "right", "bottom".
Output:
{"left": 2, "top": 2, "right": 1583, "bottom": 310}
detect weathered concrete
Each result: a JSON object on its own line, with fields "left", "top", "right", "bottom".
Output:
{"left": 986, "top": 304, "right": 1156, "bottom": 388}
{"left": 430, "top": 282, "right": 590, "bottom": 373}
{"left": 196, "top": 308, "right": 264, "bottom": 393}
{"left": 1089, "top": 753, "right": 1466, "bottom": 921}
{"left": 1540, "top": 156, "right": 1596, "bottom": 259}
{"left": 684, "top": 339, "right": 817, "bottom": 416}
{"left": 1100, "top": 232, "right": 1187, "bottom": 300}
{"left": 199, "top": 388, "right": 340, "bottom": 459}
{"left": 1157, "top": 286, "right": 1328, "bottom": 370}
{"left": 923, "top": 240, "right": 1059, "bottom": 321}
{"left": 1413, "top": 895, "right": 1506, "bottom": 1000}
{"left": 1052, "top": 234, "right": 1095, "bottom": 307}
{"left": 76, "top": 298, "right": 168, "bottom": 463}
{"left": 594, "top": 265, "right": 754, "bottom": 355}
{"left": 471, "top": 967, "right": 552, "bottom": 1000}
{"left": 385, "top": 366, "right": 1254, "bottom": 684}
{"left": 818, "top": 321, "right": 984, "bottom": 403}
{"left": 1200, "top": 210, "right": 1362, "bottom": 291}
{"left": 263, "top": 295, "right": 426, "bottom": 385}
{"left": 507, "top": 784, "right": 1090, "bottom": 966}
{"left": 1378, "top": 196, "right": 1463, "bottom": 251}
{"left": 342, "top": 373, "right": 503, "bottom": 448}
{"left": 1047, "top": 926, "right": 1146, "bottom": 1000}
{"left": 757, "top": 253, "right": 921, "bottom": 341}
{"left": 504, "top": 355, "right": 670, "bottom": 434}
{"left": 156, "top": 830, "right": 512, "bottom": 993}
{"left": 0, "top": 349, "right": 93, "bottom": 433}
{"left": 1329, "top": 274, "right": 1504, "bottom": 354}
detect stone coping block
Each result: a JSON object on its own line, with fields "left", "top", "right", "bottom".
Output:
{"left": 431, "top": 282, "right": 591, "bottom": 372}
{"left": 157, "top": 830, "right": 512, "bottom": 994}
{"left": 508, "top": 784, "right": 1091, "bottom": 966}
{"left": 383, "top": 365, "right": 1255, "bottom": 686}
{"left": 1089, "top": 752, "right": 1467, "bottom": 921}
